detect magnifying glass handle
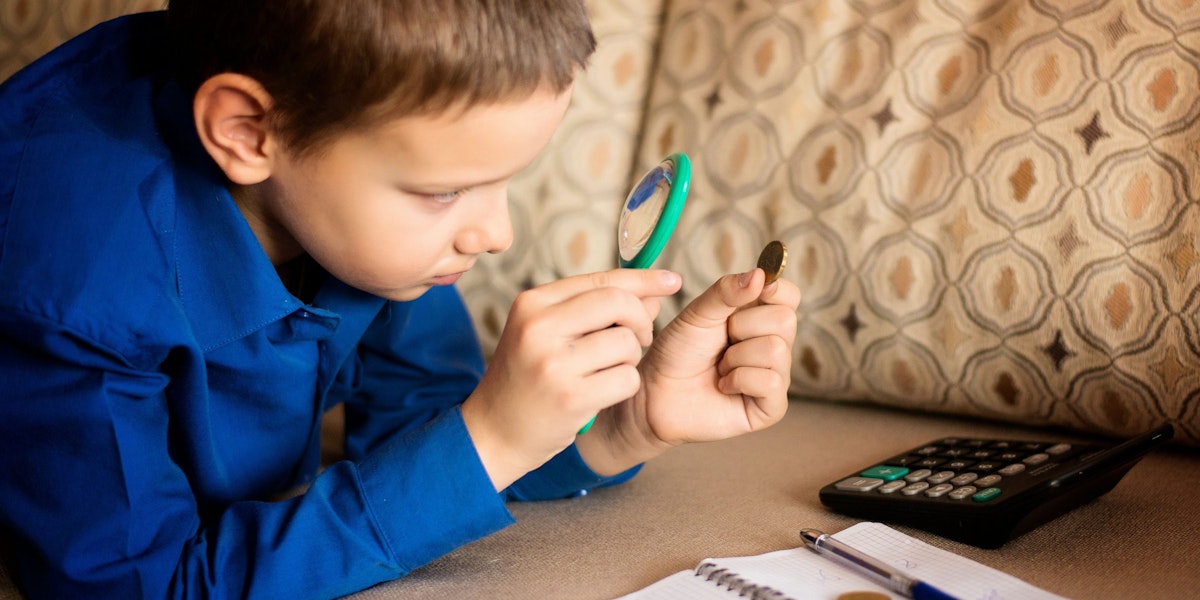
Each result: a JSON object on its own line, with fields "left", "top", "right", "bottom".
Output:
{"left": 578, "top": 415, "right": 597, "bottom": 435}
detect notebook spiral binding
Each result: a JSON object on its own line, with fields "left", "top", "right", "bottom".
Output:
{"left": 695, "top": 562, "right": 793, "bottom": 600}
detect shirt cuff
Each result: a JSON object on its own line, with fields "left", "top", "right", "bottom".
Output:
{"left": 354, "top": 406, "right": 514, "bottom": 574}
{"left": 505, "top": 444, "right": 643, "bottom": 501}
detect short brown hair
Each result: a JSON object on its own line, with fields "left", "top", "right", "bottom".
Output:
{"left": 167, "top": 0, "right": 595, "bottom": 156}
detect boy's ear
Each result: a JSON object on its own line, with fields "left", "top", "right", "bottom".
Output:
{"left": 193, "top": 73, "right": 278, "bottom": 185}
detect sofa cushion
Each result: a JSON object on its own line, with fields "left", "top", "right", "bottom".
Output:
{"left": 629, "top": 0, "right": 1200, "bottom": 445}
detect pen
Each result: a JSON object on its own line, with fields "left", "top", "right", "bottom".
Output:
{"left": 800, "top": 528, "right": 958, "bottom": 600}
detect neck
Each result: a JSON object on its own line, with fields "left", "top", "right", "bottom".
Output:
{"left": 228, "top": 182, "right": 304, "bottom": 267}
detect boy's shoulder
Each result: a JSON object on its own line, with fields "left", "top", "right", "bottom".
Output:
{"left": 0, "top": 12, "right": 252, "bottom": 363}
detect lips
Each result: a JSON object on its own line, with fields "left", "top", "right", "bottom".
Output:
{"left": 431, "top": 271, "right": 465, "bottom": 286}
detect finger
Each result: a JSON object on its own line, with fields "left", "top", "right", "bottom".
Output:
{"left": 676, "top": 269, "right": 765, "bottom": 329}
{"left": 580, "top": 363, "right": 641, "bottom": 415}
{"left": 718, "top": 363, "right": 789, "bottom": 412}
{"left": 563, "top": 326, "right": 646, "bottom": 376}
{"left": 717, "top": 335, "right": 792, "bottom": 378}
{"left": 727, "top": 303, "right": 798, "bottom": 345}
{"left": 757, "top": 277, "right": 802, "bottom": 309}
{"left": 552, "top": 286, "right": 659, "bottom": 346}
{"left": 519, "top": 269, "right": 682, "bottom": 310}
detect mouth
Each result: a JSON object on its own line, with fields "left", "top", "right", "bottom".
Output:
{"left": 430, "top": 273, "right": 462, "bottom": 286}
{"left": 430, "top": 266, "right": 472, "bottom": 286}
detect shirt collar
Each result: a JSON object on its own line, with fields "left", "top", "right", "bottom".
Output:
{"left": 156, "top": 80, "right": 318, "bottom": 351}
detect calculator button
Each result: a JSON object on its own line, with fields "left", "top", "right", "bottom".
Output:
{"left": 968, "top": 450, "right": 994, "bottom": 459}
{"left": 915, "top": 446, "right": 942, "bottom": 455}
{"left": 1020, "top": 442, "right": 1045, "bottom": 451}
{"left": 972, "top": 461, "right": 1002, "bottom": 472}
{"left": 860, "top": 466, "right": 910, "bottom": 481}
{"left": 972, "top": 487, "right": 1003, "bottom": 502}
{"left": 950, "top": 472, "right": 979, "bottom": 486}
{"left": 945, "top": 459, "right": 975, "bottom": 470}
{"left": 1023, "top": 453, "right": 1051, "bottom": 465}
{"left": 927, "top": 471, "right": 956, "bottom": 485}
{"left": 975, "top": 474, "right": 1002, "bottom": 487}
{"left": 885, "top": 454, "right": 923, "bottom": 466}
{"left": 1045, "top": 443, "right": 1072, "bottom": 455}
{"left": 904, "top": 469, "right": 932, "bottom": 482}
{"left": 998, "top": 463, "right": 1026, "bottom": 476}
{"left": 990, "top": 441, "right": 1014, "bottom": 449}
{"left": 900, "top": 482, "right": 930, "bottom": 495}
{"left": 940, "top": 448, "right": 970, "bottom": 457}
{"left": 996, "top": 452, "right": 1023, "bottom": 461}
{"left": 914, "top": 458, "right": 946, "bottom": 468}
{"left": 878, "top": 480, "right": 907, "bottom": 494}
{"left": 948, "top": 486, "right": 977, "bottom": 500}
{"left": 925, "top": 483, "right": 954, "bottom": 498}
{"left": 834, "top": 477, "right": 885, "bottom": 492}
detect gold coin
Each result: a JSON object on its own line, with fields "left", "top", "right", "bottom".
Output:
{"left": 756, "top": 240, "right": 787, "bottom": 285}
{"left": 836, "top": 592, "right": 891, "bottom": 600}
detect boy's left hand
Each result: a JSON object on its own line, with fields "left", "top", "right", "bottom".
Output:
{"left": 577, "top": 268, "right": 800, "bottom": 475}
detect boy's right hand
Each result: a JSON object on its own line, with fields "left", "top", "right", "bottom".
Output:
{"left": 460, "top": 268, "right": 683, "bottom": 491}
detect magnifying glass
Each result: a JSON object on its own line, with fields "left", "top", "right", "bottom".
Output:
{"left": 618, "top": 152, "right": 692, "bottom": 268}
{"left": 579, "top": 152, "right": 692, "bottom": 434}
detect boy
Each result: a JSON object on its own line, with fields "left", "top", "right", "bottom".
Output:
{"left": 0, "top": 1, "right": 800, "bottom": 598}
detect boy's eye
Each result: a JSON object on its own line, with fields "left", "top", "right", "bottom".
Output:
{"left": 426, "top": 189, "right": 467, "bottom": 203}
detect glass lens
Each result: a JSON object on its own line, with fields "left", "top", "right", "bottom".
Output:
{"left": 618, "top": 160, "right": 676, "bottom": 262}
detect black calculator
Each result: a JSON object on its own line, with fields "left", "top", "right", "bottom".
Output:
{"left": 818, "top": 424, "right": 1174, "bottom": 548}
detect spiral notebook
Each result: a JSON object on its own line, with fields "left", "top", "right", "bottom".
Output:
{"left": 618, "top": 522, "right": 1066, "bottom": 600}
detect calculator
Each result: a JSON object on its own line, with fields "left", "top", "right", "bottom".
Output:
{"left": 817, "top": 424, "right": 1174, "bottom": 548}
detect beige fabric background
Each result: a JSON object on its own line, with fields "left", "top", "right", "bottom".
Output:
{"left": 4, "top": 0, "right": 1198, "bottom": 446}
{"left": 625, "top": 0, "right": 1200, "bottom": 445}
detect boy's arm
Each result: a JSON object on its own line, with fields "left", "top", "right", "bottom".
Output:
{"left": 341, "top": 285, "right": 640, "bottom": 501}
{"left": 0, "top": 307, "right": 510, "bottom": 599}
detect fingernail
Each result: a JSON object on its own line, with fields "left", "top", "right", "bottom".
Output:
{"left": 738, "top": 270, "right": 754, "bottom": 288}
{"left": 662, "top": 270, "right": 681, "bottom": 287}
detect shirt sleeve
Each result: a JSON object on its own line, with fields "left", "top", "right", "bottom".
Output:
{"left": 0, "top": 308, "right": 513, "bottom": 600}
{"left": 340, "top": 286, "right": 642, "bottom": 502}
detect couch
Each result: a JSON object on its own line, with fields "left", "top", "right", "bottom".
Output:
{"left": 2, "top": 0, "right": 1198, "bottom": 598}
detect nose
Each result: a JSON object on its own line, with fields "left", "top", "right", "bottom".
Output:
{"left": 457, "top": 188, "right": 514, "bottom": 255}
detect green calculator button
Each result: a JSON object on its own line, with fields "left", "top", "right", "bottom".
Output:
{"left": 860, "top": 466, "right": 909, "bottom": 481}
{"left": 972, "top": 487, "right": 1003, "bottom": 502}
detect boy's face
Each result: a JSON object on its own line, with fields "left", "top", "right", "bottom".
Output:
{"left": 256, "top": 87, "right": 573, "bottom": 302}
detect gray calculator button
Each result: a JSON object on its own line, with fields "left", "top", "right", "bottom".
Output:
{"left": 901, "top": 481, "right": 930, "bottom": 495}
{"left": 975, "top": 474, "right": 1002, "bottom": 487}
{"left": 835, "top": 477, "right": 884, "bottom": 492}
{"left": 927, "top": 471, "right": 956, "bottom": 485}
{"left": 904, "top": 469, "right": 932, "bottom": 482}
{"left": 999, "top": 463, "right": 1026, "bottom": 475}
{"left": 950, "top": 472, "right": 978, "bottom": 486}
{"left": 949, "top": 486, "right": 978, "bottom": 500}
{"left": 925, "top": 483, "right": 955, "bottom": 498}
{"left": 1046, "top": 443, "right": 1072, "bottom": 455}
{"left": 878, "top": 480, "right": 907, "bottom": 494}
{"left": 1023, "top": 453, "right": 1050, "bottom": 465}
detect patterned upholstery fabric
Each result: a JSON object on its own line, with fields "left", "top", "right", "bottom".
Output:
{"left": 0, "top": 0, "right": 164, "bottom": 80}
{"left": 629, "top": 0, "right": 1200, "bottom": 445}
{"left": 4, "top": 0, "right": 1197, "bottom": 445}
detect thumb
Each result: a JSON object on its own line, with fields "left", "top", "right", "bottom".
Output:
{"left": 677, "top": 269, "right": 764, "bottom": 328}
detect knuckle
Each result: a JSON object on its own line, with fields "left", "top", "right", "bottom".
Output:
{"left": 614, "top": 364, "right": 641, "bottom": 396}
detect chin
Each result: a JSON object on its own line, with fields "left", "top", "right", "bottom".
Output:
{"left": 375, "top": 284, "right": 432, "bottom": 303}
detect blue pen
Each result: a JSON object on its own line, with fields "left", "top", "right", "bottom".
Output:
{"left": 800, "top": 529, "right": 958, "bottom": 600}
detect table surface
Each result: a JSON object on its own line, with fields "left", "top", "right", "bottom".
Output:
{"left": 350, "top": 399, "right": 1200, "bottom": 600}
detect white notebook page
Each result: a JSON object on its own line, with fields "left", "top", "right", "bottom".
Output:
{"left": 619, "top": 522, "right": 1068, "bottom": 600}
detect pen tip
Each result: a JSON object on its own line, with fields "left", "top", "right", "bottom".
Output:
{"left": 800, "top": 529, "right": 822, "bottom": 543}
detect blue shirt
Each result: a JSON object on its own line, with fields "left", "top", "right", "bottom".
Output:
{"left": 0, "top": 12, "right": 635, "bottom": 599}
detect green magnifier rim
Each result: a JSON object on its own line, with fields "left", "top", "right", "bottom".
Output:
{"left": 620, "top": 152, "right": 691, "bottom": 269}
